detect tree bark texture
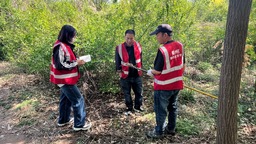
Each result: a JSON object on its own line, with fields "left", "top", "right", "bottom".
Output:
{"left": 217, "top": 0, "right": 252, "bottom": 144}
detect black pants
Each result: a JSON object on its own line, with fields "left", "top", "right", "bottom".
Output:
{"left": 120, "top": 77, "right": 143, "bottom": 109}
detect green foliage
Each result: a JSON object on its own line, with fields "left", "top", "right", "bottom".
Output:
{"left": 0, "top": 0, "right": 14, "bottom": 60}
{"left": 238, "top": 77, "right": 256, "bottom": 124}
{"left": 0, "top": 0, "right": 198, "bottom": 92}
{"left": 184, "top": 0, "right": 227, "bottom": 64}
{"left": 97, "top": 69, "right": 120, "bottom": 93}
{"left": 190, "top": 22, "right": 225, "bottom": 64}
{"left": 194, "top": 73, "right": 217, "bottom": 83}
{"left": 247, "top": 1, "right": 256, "bottom": 65}
{"left": 246, "top": 45, "right": 256, "bottom": 64}
{"left": 195, "top": 0, "right": 228, "bottom": 22}
{"left": 14, "top": 99, "right": 37, "bottom": 110}
{"left": 1, "top": 0, "right": 254, "bottom": 96}
{"left": 179, "top": 89, "right": 195, "bottom": 104}
{"left": 176, "top": 118, "right": 199, "bottom": 136}
{"left": 197, "top": 62, "right": 213, "bottom": 72}
{"left": 0, "top": 101, "right": 12, "bottom": 110}
{"left": 191, "top": 62, "right": 219, "bottom": 83}
{"left": 248, "top": 0, "right": 256, "bottom": 44}
{"left": 18, "top": 117, "right": 36, "bottom": 127}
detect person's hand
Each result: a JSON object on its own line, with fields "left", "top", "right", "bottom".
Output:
{"left": 123, "top": 63, "right": 132, "bottom": 67}
{"left": 116, "top": 70, "right": 122, "bottom": 77}
{"left": 77, "top": 59, "right": 86, "bottom": 66}
{"left": 147, "top": 69, "right": 154, "bottom": 77}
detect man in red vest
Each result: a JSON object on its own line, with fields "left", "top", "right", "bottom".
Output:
{"left": 146, "top": 24, "right": 185, "bottom": 138}
{"left": 115, "top": 29, "right": 143, "bottom": 115}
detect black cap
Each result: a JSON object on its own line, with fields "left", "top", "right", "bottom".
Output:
{"left": 150, "top": 24, "right": 172, "bottom": 36}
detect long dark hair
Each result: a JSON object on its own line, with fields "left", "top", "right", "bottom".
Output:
{"left": 58, "top": 25, "right": 77, "bottom": 44}
{"left": 125, "top": 29, "right": 135, "bottom": 36}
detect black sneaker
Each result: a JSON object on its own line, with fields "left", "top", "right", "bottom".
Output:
{"left": 146, "top": 129, "right": 163, "bottom": 139}
{"left": 164, "top": 127, "right": 176, "bottom": 136}
{"left": 124, "top": 108, "right": 133, "bottom": 116}
{"left": 134, "top": 106, "right": 144, "bottom": 112}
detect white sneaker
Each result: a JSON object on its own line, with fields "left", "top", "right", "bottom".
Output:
{"left": 124, "top": 111, "right": 132, "bottom": 116}
{"left": 134, "top": 107, "right": 144, "bottom": 113}
{"left": 57, "top": 117, "right": 74, "bottom": 127}
{"left": 124, "top": 108, "right": 133, "bottom": 116}
{"left": 73, "top": 122, "right": 92, "bottom": 131}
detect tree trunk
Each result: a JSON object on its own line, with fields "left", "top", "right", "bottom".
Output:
{"left": 217, "top": 0, "right": 252, "bottom": 144}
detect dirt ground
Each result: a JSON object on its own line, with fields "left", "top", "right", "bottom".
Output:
{"left": 0, "top": 61, "right": 255, "bottom": 144}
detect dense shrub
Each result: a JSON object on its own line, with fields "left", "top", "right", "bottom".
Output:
{"left": 0, "top": 0, "right": 202, "bottom": 92}
{"left": 3, "top": 0, "right": 255, "bottom": 94}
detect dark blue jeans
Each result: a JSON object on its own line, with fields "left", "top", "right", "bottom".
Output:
{"left": 120, "top": 77, "right": 143, "bottom": 109}
{"left": 59, "top": 84, "right": 86, "bottom": 128}
{"left": 154, "top": 90, "right": 179, "bottom": 135}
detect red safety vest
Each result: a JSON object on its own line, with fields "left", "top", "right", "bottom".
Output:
{"left": 117, "top": 41, "right": 142, "bottom": 79}
{"left": 50, "top": 40, "right": 80, "bottom": 85}
{"left": 154, "top": 41, "right": 184, "bottom": 90}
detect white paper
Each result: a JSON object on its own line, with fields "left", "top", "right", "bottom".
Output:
{"left": 79, "top": 55, "right": 91, "bottom": 62}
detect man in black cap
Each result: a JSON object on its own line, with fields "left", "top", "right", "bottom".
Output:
{"left": 146, "top": 24, "right": 185, "bottom": 138}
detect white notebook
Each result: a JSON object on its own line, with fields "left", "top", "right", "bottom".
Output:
{"left": 79, "top": 55, "right": 91, "bottom": 62}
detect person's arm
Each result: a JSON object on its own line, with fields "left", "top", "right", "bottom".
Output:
{"left": 147, "top": 49, "right": 163, "bottom": 76}
{"left": 151, "top": 69, "right": 161, "bottom": 75}
{"left": 53, "top": 45, "right": 84, "bottom": 70}
{"left": 115, "top": 46, "right": 122, "bottom": 73}
{"left": 53, "top": 45, "right": 69, "bottom": 70}
{"left": 152, "top": 50, "right": 164, "bottom": 75}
